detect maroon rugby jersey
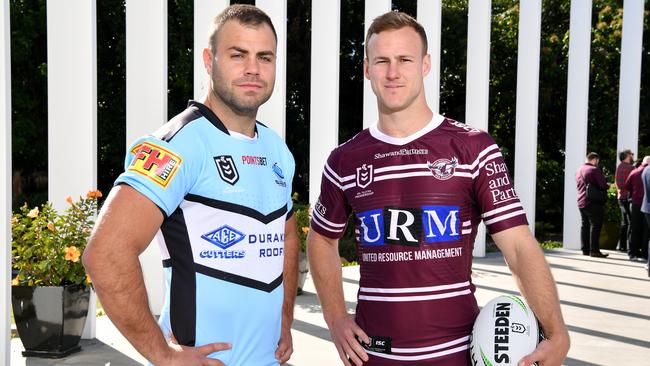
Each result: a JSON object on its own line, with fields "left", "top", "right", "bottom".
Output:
{"left": 311, "top": 115, "right": 528, "bottom": 365}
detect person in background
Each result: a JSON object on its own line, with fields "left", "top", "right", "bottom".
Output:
{"left": 614, "top": 149, "right": 634, "bottom": 251}
{"left": 626, "top": 156, "right": 650, "bottom": 262}
{"left": 641, "top": 160, "right": 650, "bottom": 276}
{"left": 576, "top": 152, "right": 609, "bottom": 258}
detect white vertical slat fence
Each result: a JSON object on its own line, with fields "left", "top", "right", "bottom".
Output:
{"left": 417, "top": 0, "right": 442, "bottom": 114}
{"left": 193, "top": 0, "right": 230, "bottom": 100}
{"left": 46, "top": 0, "right": 98, "bottom": 339}
{"left": 363, "top": 0, "right": 392, "bottom": 129}
{"left": 514, "top": 0, "right": 542, "bottom": 233}
{"left": 125, "top": 0, "right": 168, "bottom": 316}
{"left": 466, "top": 0, "right": 492, "bottom": 257}
{"left": 1, "top": 0, "right": 11, "bottom": 363}
{"left": 563, "top": 0, "right": 593, "bottom": 251}
{"left": 256, "top": 0, "right": 288, "bottom": 138}
{"left": 309, "top": 0, "right": 341, "bottom": 206}
{"left": 616, "top": 0, "right": 645, "bottom": 157}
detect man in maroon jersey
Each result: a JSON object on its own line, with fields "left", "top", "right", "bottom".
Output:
{"left": 307, "top": 11, "right": 570, "bottom": 366}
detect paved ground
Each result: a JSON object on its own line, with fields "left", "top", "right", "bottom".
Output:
{"left": 10, "top": 248, "right": 650, "bottom": 365}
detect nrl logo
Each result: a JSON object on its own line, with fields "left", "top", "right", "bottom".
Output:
{"left": 356, "top": 164, "right": 374, "bottom": 189}
{"left": 427, "top": 157, "right": 458, "bottom": 181}
{"left": 214, "top": 155, "right": 239, "bottom": 185}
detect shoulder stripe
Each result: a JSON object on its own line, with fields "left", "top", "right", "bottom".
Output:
{"left": 483, "top": 209, "right": 527, "bottom": 226}
{"left": 482, "top": 202, "right": 523, "bottom": 219}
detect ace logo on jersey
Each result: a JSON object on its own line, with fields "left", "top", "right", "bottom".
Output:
{"left": 128, "top": 142, "right": 182, "bottom": 188}
{"left": 356, "top": 164, "right": 374, "bottom": 189}
{"left": 215, "top": 155, "right": 240, "bottom": 185}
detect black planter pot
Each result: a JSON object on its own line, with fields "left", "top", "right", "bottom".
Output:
{"left": 11, "top": 284, "right": 90, "bottom": 358}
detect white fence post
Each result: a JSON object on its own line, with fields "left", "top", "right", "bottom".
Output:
{"left": 417, "top": 0, "right": 442, "bottom": 114}
{"left": 466, "top": 0, "right": 491, "bottom": 257}
{"left": 563, "top": 0, "right": 593, "bottom": 251}
{"left": 255, "top": 0, "right": 287, "bottom": 138}
{"left": 363, "top": 0, "right": 392, "bottom": 129}
{"left": 46, "top": 0, "right": 98, "bottom": 338}
{"left": 1, "top": 0, "right": 11, "bottom": 361}
{"left": 514, "top": 0, "right": 542, "bottom": 234}
{"left": 193, "top": 0, "right": 230, "bottom": 100}
{"left": 309, "top": 0, "right": 341, "bottom": 206}
{"left": 126, "top": 0, "right": 167, "bottom": 316}
{"left": 616, "top": 0, "right": 645, "bottom": 157}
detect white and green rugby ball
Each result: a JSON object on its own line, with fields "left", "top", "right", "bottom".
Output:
{"left": 470, "top": 295, "right": 542, "bottom": 366}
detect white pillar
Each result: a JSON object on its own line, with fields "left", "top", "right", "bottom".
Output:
{"left": 363, "top": 0, "right": 392, "bottom": 129}
{"left": 126, "top": 0, "right": 167, "bottom": 315}
{"left": 309, "top": 0, "right": 340, "bottom": 206}
{"left": 47, "top": 0, "right": 97, "bottom": 339}
{"left": 466, "top": 0, "right": 491, "bottom": 257}
{"left": 514, "top": 0, "right": 542, "bottom": 234}
{"left": 193, "top": 0, "right": 230, "bottom": 100}
{"left": 256, "top": 0, "right": 287, "bottom": 138}
{"left": 417, "top": 0, "right": 442, "bottom": 114}
{"left": 563, "top": 0, "right": 592, "bottom": 251}
{"left": 616, "top": 0, "right": 644, "bottom": 157}
{"left": 1, "top": 0, "right": 11, "bottom": 362}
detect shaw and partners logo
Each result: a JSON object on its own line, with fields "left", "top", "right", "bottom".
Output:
{"left": 357, "top": 205, "right": 460, "bottom": 246}
{"left": 201, "top": 225, "right": 245, "bottom": 249}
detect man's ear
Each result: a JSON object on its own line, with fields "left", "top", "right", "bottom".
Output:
{"left": 203, "top": 48, "right": 213, "bottom": 74}
{"left": 364, "top": 58, "right": 370, "bottom": 80}
{"left": 422, "top": 53, "right": 431, "bottom": 77}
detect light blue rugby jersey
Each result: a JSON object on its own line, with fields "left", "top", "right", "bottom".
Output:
{"left": 115, "top": 101, "right": 294, "bottom": 366}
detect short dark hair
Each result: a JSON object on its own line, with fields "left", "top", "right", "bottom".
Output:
{"left": 365, "top": 11, "right": 428, "bottom": 57}
{"left": 619, "top": 149, "right": 633, "bottom": 162}
{"left": 586, "top": 152, "right": 600, "bottom": 161}
{"left": 208, "top": 4, "right": 277, "bottom": 51}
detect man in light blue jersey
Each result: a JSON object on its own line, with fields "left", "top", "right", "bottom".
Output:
{"left": 83, "top": 5, "right": 299, "bottom": 366}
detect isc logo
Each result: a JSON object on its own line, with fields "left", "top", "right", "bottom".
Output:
{"left": 201, "top": 225, "right": 246, "bottom": 249}
{"left": 357, "top": 205, "right": 460, "bottom": 246}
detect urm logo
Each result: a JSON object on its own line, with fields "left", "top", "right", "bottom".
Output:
{"left": 201, "top": 225, "right": 245, "bottom": 249}
{"left": 357, "top": 205, "right": 460, "bottom": 246}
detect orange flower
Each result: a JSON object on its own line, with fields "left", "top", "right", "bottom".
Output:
{"left": 64, "top": 246, "right": 81, "bottom": 263}
{"left": 26, "top": 207, "right": 39, "bottom": 218}
{"left": 47, "top": 222, "right": 56, "bottom": 231}
{"left": 10, "top": 216, "right": 18, "bottom": 226}
{"left": 86, "top": 190, "right": 103, "bottom": 199}
{"left": 85, "top": 274, "right": 92, "bottom": 284}
{"left": 301, "top": 226, "right": 310, "bottom": 234}
{"left": 66, "top": 196, "right": 74, "bottom": 205}
{"left": 11, "top": 275, "right": 19, "bottom": 286}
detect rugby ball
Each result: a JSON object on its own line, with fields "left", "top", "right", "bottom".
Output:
{"left": 470, "top": 295, "right": 542, "bottom": 366}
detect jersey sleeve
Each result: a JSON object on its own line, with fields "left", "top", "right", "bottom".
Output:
{"left": 310, "top": 152, "right": 351, "bottom": 239}
{"left": 285, "top": 148, "right": 296, "bottom": 218}
{"left": 472, "top": 134, "right": 528, "bottom": 234}
{"left": 114, "top": 135, "right": 196, "bottom": 217}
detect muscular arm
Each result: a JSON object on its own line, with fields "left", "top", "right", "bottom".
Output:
{"left": 492, "top": 225, "right": 570, "bottom": 366}
{"left": 275, "top": 215, "right": 300, "bottom": 363}
{"left": 83, "top": 185, "right": 228, "bottom": 365}
{"left": 307, "top": 230, "right": 368, "bottom": 366}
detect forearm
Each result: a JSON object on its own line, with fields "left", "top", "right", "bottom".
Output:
{"left": 281, "top": 233, "right": 299, "bottom": 331}
{"left": 306, "top": 232, "right": 347, "bottom": 326}
{"left": 86, "top": 246, "right": 170, "bottom": 364}
{"left": 507, "top": 237, "right": 568, "bottom": 340}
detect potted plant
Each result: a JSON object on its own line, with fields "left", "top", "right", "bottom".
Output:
{"left": 10, "top": 190, "right": 101, "bottom": 358}
{"left": 293, "top": 197, "right": 310, "bottom": 296}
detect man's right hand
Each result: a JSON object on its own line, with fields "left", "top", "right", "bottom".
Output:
{"left": 328, "top": 314, "right": 370, "bottom": 366}
{"left": 158, "top": 342, "right": 232, "bottom": 366}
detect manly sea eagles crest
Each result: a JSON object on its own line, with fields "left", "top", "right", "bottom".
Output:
{"left": 214, "top": 155, "right": 239, "bottom": 185}
{"left": 356, "top": 163, "right": 374, "bottom": 189}
{"left": 427, "top": 157, "right": 458, "bottom": 181}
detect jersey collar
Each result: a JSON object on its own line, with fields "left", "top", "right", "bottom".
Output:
{"left": 369, "top": 114, "right": 445, "bottom": 146}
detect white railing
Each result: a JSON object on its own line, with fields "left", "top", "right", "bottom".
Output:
{"left": 1, "top": 1, "right": 645, "bottom": 362}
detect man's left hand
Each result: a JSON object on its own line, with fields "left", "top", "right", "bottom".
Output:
{"left": 275, "top": 327, "right": 293, "bottom": 364}
{"left": 517, "top": 331, "right": 570, "bottom": 366}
